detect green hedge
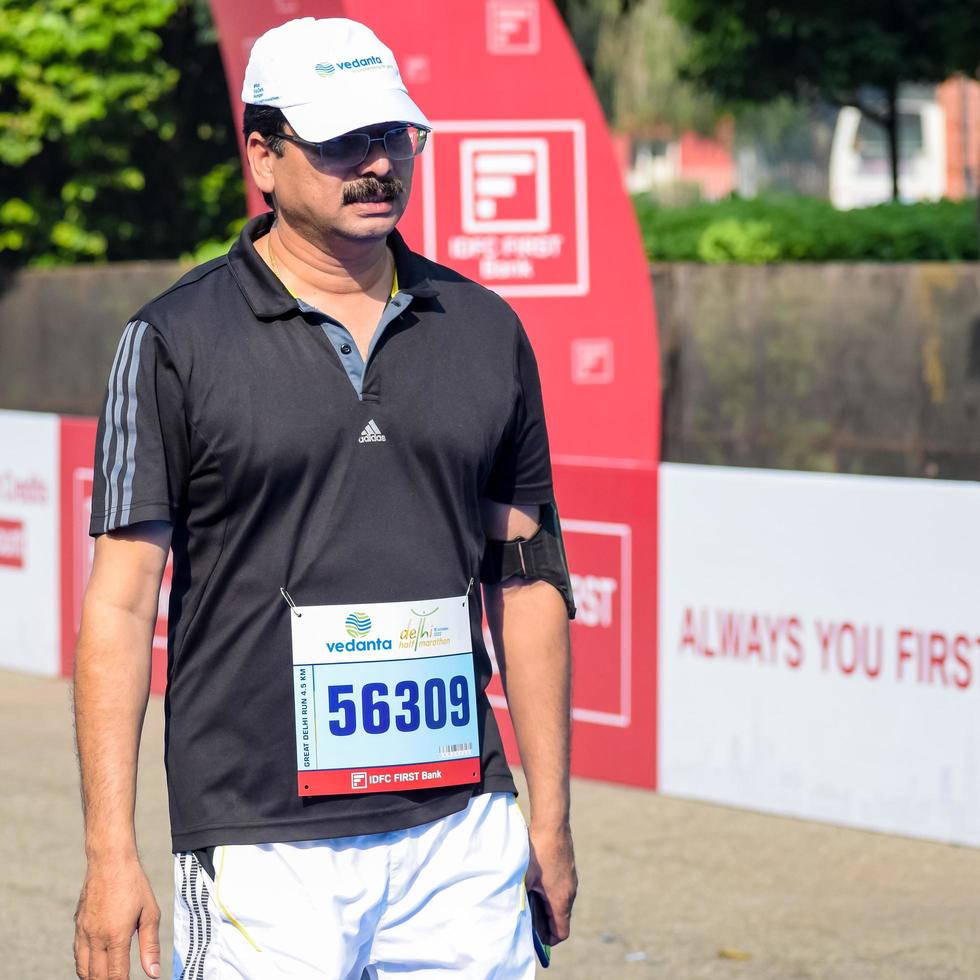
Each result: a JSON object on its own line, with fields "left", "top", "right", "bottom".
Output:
{"left": 633, "top": 195, "right": 980, "bottom": 262}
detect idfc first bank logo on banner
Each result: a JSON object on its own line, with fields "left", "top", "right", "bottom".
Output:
{"left": 422, "top": 121, "right": 588, "bottom": 297}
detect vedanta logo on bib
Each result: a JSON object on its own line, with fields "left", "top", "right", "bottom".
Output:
{"left": 329, "top": 610, "right": 392, "bottom": 653}
{"left": 345, "top": 612, "right": 372, "bottom": 637}
{"left": 325, "top": 637, "right": 393, "bottom": 653}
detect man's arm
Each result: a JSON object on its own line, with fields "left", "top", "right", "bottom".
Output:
{"left": 481, "top": 500, "right": 577, "bottom": 946}
{"left": 73, "top": 521, "right": 171, "bottom": 980}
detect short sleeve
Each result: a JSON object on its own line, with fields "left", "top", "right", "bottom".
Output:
{"left": 484, "top": 321, "right": 554, "bottom": 506}
{"left": 89, "top": 319, "right": 189, "bottom": 535}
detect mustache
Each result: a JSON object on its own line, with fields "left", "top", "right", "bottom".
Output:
{"left": 342, "top": 176, "right": 405, "bottom": 205}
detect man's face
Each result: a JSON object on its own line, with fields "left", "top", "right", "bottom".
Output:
{"left": 258, "top": 121, "right": 417, "bottom": 247}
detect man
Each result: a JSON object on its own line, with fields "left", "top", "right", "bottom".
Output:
{"left": 73, "top": 17, "right": 576, "bottom": 980}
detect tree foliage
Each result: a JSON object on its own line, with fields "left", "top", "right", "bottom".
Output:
{"left": 0, "top": 0, "right": 242, "bottom": 266}
{"left": 635, "top": 194, "right": 978, "bottom": 261}
{"left": 668, "top": 0, "right": 980, "bottom": 199}
{"left": 555, "top": 0, "right": 718, "bottom": 134}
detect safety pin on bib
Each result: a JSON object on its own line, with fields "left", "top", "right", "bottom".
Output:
{"left": 280, "top": 587, "right": 302, "bottom": 618}
{"left": 463, "top": 577, "right": 474, "bottom": 605}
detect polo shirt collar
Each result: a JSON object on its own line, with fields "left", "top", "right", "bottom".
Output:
{"left": 387, "top": 228, "right": 439, "bottom": 299}
{"left": 228, "top": 213, "right": 439, "bottom": 320}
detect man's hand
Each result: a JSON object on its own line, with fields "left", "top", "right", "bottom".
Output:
{"left": 74, "top": 857, "right": 161, "bottom": 979}
{"left": 526, "top": 822, "right": 578, "bottom": 945}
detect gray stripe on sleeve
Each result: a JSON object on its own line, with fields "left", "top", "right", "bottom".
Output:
{"left": 100, "top": 321, "right": 136, "bottom": 530}
{"left": 105, "top": 323, "right": 138, "bottom": 530}
{"left": 117, "top": 320, "right": 150, "bottom": 527}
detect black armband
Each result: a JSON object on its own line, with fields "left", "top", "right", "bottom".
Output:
{"left": 480, "top": 501, "right": 576, "bottom": 620}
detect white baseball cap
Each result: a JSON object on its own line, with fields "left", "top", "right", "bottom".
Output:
{"left": 241, "top": 18, "right": 430, "bottom": 142}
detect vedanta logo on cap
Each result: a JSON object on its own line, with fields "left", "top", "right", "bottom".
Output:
{"left": 314, "top": 55, "right": 385, "bottom": 78}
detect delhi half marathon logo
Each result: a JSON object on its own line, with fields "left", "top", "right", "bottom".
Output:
{"left": 345, "top": 612, "right": 372, "bottom": 637}
{"left": 399, "top": 607, "right": 452, "bottom": 651}
{"left": 315, "top": 63, "right": 336, "bottom": 77}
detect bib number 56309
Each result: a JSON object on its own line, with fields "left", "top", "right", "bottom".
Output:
{"left": 327, "top": 675, "right": 471, "bottom": 737}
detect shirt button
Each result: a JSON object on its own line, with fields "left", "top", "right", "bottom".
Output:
{"left": 340, "top": 343, "right": 352, "bottom": 355}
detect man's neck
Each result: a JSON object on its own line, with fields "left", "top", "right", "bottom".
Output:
{"left": 263, "top": 217, "right": 393, "bottom": 300}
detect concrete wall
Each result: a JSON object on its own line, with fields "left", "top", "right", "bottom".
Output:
{"left": 0, "top": 262, "right": 185, "bottom": 416}
{"left": 653, "top": 263, "right": 980, "bottom": 480}
{"left": 2, "top": 261, "right": 979, "bottom": 479}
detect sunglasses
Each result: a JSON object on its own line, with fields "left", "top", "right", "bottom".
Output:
{"left": 275, "top": 124, "right": 430, "bottom": 168}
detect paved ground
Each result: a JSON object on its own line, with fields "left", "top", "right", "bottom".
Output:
{"left": 2, "top": 669, "right": 978, "bottom": 979}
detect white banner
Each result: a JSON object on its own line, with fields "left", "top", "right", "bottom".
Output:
{"left": 659, "top": 463, "right": 980, "bottom": 846}
{"left": 0, "top": 410, "right": 60, "bottom": 675}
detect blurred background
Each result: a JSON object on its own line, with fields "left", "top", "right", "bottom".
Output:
{"left": 2, "top": 0, "right": 979, "bottom": 475}
{"left": 2, "top": 2, "right": 980, "bottom": 978}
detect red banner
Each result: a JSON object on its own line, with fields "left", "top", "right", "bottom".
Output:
{"left": 210, "top": 0, "right": 660, "bottom": 788}
{"left": 487, "top": 463, "right": 657, "bottom": 788}
{"left": 59, "top": 417, "right": 170, "bottom": 693}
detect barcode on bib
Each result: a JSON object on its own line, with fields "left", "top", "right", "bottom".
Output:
{"left": 438, "top": 742, "right": 474, "bottom": 758}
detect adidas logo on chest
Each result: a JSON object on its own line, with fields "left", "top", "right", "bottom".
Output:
{"left": 358, "top": 419, "right": 386, "bottom": 444}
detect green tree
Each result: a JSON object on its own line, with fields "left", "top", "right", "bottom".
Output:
{"left": 669, "top": 0, "right": 980, "bottom": 200}
{"left": 553, "top": 0, "right": 641, "bottom": 85}
{"left": 0, "top": 0, "right": 242, "bottom": 266}
{"left": 556, "top": 0, "right": 718, "bottom": 134}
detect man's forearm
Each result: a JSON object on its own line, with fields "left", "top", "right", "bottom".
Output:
{"left": 74, "top": 600, "right": 155, "bottom": 862}
{"left": 485, "top": 578, "right": 571, "bottom": 827}
{"left": 73, "top": 526, "right": 169, "bottom": 980}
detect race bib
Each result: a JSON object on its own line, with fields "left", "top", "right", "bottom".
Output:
{"left": 289, "top": 593, "right": 481, "bottom": 796}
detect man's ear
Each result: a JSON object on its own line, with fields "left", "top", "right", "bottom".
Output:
{"left": 245, "top": 132, "right": 277, "bottom": 200}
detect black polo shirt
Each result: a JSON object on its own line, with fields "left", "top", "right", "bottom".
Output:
{"left": 90, "top": 213, "right": 554, "bottom": 852}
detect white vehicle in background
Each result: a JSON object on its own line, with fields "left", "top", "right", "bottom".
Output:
{"left": 829, "top": 94, "right": 946, "bottom": 209}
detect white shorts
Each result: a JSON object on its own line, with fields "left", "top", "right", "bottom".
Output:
{"left": 172, "top": 792, "right": 535, "bottom": 979}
